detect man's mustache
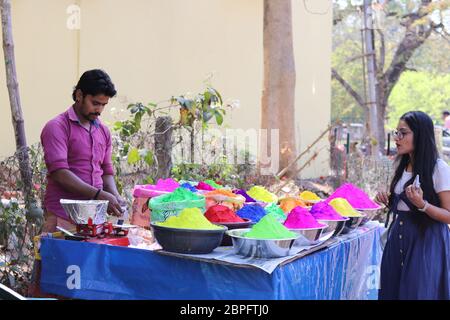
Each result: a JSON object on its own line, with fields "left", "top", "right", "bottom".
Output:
{"left": 89, "top": 112, "right": 101, "bottom": 116}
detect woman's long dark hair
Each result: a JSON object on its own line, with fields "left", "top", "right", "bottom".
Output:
{"left": 388, "top": 111, "right": 440, "bottom": 232}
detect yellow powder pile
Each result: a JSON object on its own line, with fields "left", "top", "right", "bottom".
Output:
{"left": 328, "top": 198, "right": 363, "bottom": 217}
{"left": 247, "top": 186, "right": 278, "bottom": 203}
{"left": 156, "top": 208, "right": 223, "bottom": 230}
{"left": 299, "top": 191, "right": 321, "bottom": 201}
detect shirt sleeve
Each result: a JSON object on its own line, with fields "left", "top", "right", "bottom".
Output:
{"left": 433, "top": 159, "right": 450, "bottom": 193}
{"left": 101, "top": 126, "right": 115, "bottom": 176}
{"left": 40, "top": 119, "right": 70, "bottom": 174}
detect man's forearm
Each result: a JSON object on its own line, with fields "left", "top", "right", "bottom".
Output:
{"left": 51, "top": 169, "right": 98, "bottom": 198}
{"left": 102, "top": 175, "right": 120, "bottom": 197}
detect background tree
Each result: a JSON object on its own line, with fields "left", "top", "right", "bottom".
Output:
{"left": 332, "top": 0, "right": 450, "bottom": 152}
{"left": 1, "top": 0, "right": 33, "bottom": 208}
{"left": 260, "top": 0, "right": 297, "bottom": 177}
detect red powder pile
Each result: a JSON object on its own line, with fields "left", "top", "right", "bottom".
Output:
{"left": 205, "top": 205, "right": 245, "bottom": 223}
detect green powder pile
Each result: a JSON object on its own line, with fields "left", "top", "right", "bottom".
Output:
{"left": 156, "top": 208, "right": 223, "bottom": 230}
{"left": 264, "top": 203, "right": 287, "bottom": 223}
{"left": 204, "top": 180, "right": 223, "bottom": 189}
{"left": 244, "top": 214, "right": 297, "bottom": 240}
{"left": 156, "top": 187, "right": 204, "bottom": 203}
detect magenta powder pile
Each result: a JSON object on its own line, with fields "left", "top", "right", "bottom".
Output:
{"left": 283, "top": 206, "right": 325, "bottom": 229}
{"left": 196, "top": 181, "right": 215, "bottom": 191}
{"left": 326, "top": 183, "right": 380, "bottom": 209}
{"left": 310, "top": 201, "right": 346, "bottom": 221}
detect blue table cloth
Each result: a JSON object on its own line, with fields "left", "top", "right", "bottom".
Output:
{"left": 40, "top": 225, "right": 383, "bottom": 300}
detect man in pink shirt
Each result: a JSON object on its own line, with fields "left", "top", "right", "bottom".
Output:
{"left": 40, "top": 69, "right": 124, "bottom": 232}
{"left": 442, "top": 110, "right": 450, "bottom": 130}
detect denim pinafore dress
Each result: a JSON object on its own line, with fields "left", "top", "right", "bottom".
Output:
{"left": 379, "top": 192, "right": 450, "bottom": 300}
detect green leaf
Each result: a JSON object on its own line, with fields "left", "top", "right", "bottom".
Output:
{"left": 215, "top": 111, "right": 224, "bottom": 125}
{"left": 127, "top": 148, "right": 140, "bottom": 164}
{"left": 144, "top": 151, "right": 154, "bottom": 166}
{"left": 113, "top": 121, "right": 123, "bottom": 131}
{"left": 130, "top": 106, "right": 139, "bottom": 114}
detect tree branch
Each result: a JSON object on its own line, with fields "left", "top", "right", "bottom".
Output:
{"left": 383, "top": 1, "right": 437, "bottom": 99}
{"left": 331, "top": 68, "right": 367, "bottom": 111}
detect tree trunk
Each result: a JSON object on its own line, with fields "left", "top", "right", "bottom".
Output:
{"left": 1, "top": 0, "right": 33, "bottom": 209}
{"left": 363, "top": 0, "right": 381, "bottom": 156}
{"left": 260, "top": 0, "right": 296, "bottom": 177}
{"left": 154, "top": 116, "right": 173, "bottom": 180}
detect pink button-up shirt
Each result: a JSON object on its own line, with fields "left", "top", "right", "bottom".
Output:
{"left": 41, "top": 106, "right": 114, "bottom": 219}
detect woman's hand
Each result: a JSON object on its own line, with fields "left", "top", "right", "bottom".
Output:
{"left": 405, "top": 184, "right": 426, "bottom": 209}
{"left": 375, "top": 191, "right": 390, "bottom": 207}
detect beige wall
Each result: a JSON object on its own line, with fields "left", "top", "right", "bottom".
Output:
{"left": 0, "top": 0, "right": 331, "bottom": 178}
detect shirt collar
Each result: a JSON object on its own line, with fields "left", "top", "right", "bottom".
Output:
{"left": 68, "top": 105, "right": 100, "bottom": 128}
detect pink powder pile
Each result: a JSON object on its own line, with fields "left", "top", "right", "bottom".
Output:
{"left": 310, "top": 201, "right": 346, "bottom": 221}
{"left": 133, "top": 178, "right": 180, "bottom": 197}
{"left": 196, "top": 181, "right": 215, "bottom": 191}
{"left": 326, "top": 183, "right": 381, "bottom": 210}
{"left": 283, "top": 206, "right": 325, "bottom": 229}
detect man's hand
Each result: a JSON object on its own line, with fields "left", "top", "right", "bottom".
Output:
{"left": 98, "top": 190, "right": 123, "bottom": 216}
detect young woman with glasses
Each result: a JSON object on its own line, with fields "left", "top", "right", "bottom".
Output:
{"left": 375, "top": 111, "right": 450, "bottom": 300}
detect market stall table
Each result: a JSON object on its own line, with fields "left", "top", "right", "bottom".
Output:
{"left": 40, "top": 222, "right": 384, "bottom": 300}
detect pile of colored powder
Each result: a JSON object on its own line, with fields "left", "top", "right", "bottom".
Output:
{"left": 326, "top": 183, "right": 380, "bottom": 209}
{"left": 156, "top": 208, "right": 222, "bottom": 230}
{"left": 155, "top": 187, "right": 204, "bottom": 203}
{"left": 283, "top": 207, "right": 325, "bottom": 229}
{"left": 204, "top": 180, "right": 223, "bottom": 189}
{"left": 233, "top": 189, "right": 257, "bottom": 203}
{"left": 205, "top": 205, "right": 244, "bottom": 223}
{"left": 328, "top": 198, "right": 363, "bottom": 217}
{"left": 196, "top": 181, "right": 215, "bottom": 191}
{"left": 244, "top": 214, "right": 297, "bottom": 240}
{"left": 264, "top": 203, "right": 287, "bottom": 223}
{"left": 299, "top": 191, "right": 321, "bottom": 201}
{"left": 180, "top": 182, "right": 198, "bottom": 193}
{"left": 310, "top": 201, "right": 345, "bottom": 221}
{"left": 145, "top": 178, "right": 180, "bottom": 192}
{"left": 236, "top": 204, "right": 267, "bottom": 223}
{"left": 279, "top": 197, "right": 307, "bottom": 213}
{"left": 205, "top": 189, "right": 238, "bottom": 198}
{"left": 247, "top": 186, "right": 278, "bottom": 203}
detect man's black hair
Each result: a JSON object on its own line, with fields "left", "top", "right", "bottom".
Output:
{"left": 72, "top": 69, "right": 117, "bottom": 101}
{"left": 443, "top": 110, "right": 450, "bottom": 116}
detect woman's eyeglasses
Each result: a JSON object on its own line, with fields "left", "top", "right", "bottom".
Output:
{"left": 392, "top": 129, "right": 412, "bottom": 140}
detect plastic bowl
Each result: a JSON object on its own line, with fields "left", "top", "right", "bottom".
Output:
{"left": 340, "top": 213, "right": 366, "bottom": 235}
{"left": 226, "top": 228, "right": 299, "bottom": 258}
{"left": 287, "top": 223, "right": 328, "bottom": 246}
{"left": 316, "top": 218, "right": 349, "bottom": 238}
{"left": 150, "top": 223, "right": 227, "bottom": 254}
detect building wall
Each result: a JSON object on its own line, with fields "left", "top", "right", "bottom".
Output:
{"left": 0, "top": 0, "right": 331, "bottom": 178}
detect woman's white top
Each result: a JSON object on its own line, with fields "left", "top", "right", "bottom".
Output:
{"left": 394, "top": 159, "right": 450, "bottom": 211}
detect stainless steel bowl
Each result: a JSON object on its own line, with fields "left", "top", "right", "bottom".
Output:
{"left": 226, "top": 228, "right": 299, "bottom": 258}
{"left": 60, "top": 199, "right": 109, "bottom": 225}
{"left": 317, "top": 218, "right": 349, "bottom": 238}
{"left": 340, "top": 213, "right": 366, "bottom": 234}
{"left": 287, "top": 224, "right": 328, "bottom": 246}
{"left": 357, "top": 208, "right": 381, "bottom": 226}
